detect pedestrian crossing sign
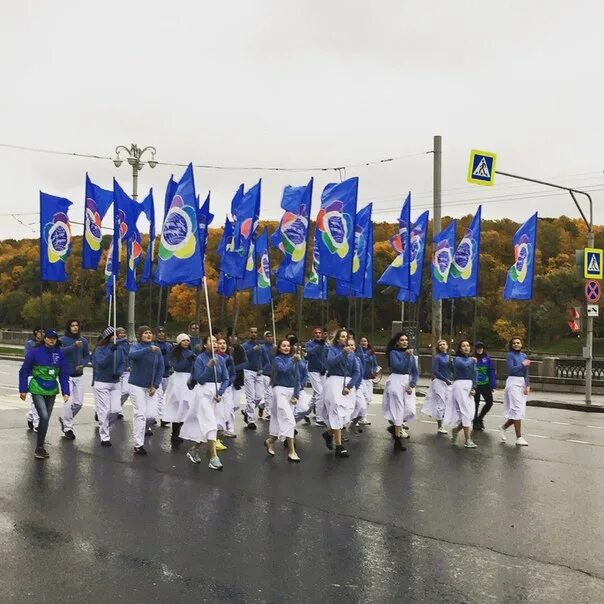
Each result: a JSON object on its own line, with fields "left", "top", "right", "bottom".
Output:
{"left": 467, "top": 149, "right": 497, "bottom": 186}
{"left": 584, "top": 248, "right": 603, "bottom": 279}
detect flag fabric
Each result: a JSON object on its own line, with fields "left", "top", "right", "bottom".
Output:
{"left": 503, "top": 212, "right": 538, "bottom": 300}
{"left": 40, "top": 192, "right": 73, "bottom": 282}
{"left": 398, "top": 210, "right": 429, "bottom": 303}
{"left": 446, "top": 206, "right": 482, "bottom": 299}
{"left": 377, "top": 193, "right": 411, "bottom": 289}
{"left": 272, "top": 178, "right": 313, "bottom": 286}
{"left": 217, "top": 271, "right": 236, "bottom": 297}
{"left": 252, "top": 228, "right": 272, "bottom": 305}
{"left": 352, "top": 225, "right": 374, "bottom": 299}
{"left": 315, "top": 177, "right": 358, "bottom": 281}
{"left": 216, "top": 218, "right": 236, "bottom": 298}
{"left": 431, "top": 220, "right": 457, "bottom": 301}
{"left": 140, "top": 189, "right": 156, "bottom": 284}
{"left": 156, "top": 164, "right": 203, "bottom": 286}
{"left": 82, "top": 174, "right": 113, "bottom": 270}
{"left": 351, "top": 203, "right": 372, "bottom": 292}
{"left": 276, "top": 277, "right": 297, "bottom": 294}
{"left": 235, "top": 238, "right": 257, "bottom": 291}
{"left": 303, "top": 234, "right": 328, "bottom": 300}
{"left": 197, "top": 193, "right": 214, "bottom": 279}
{"left": 164, "top": 176, "right": 178, "bottom": 220}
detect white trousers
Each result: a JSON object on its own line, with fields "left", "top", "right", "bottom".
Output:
{"left": 26, "top": 396, "right": 40, "bottom": 427}
{"left": 309, "top": 372, "right": 326, "bottom": 421}
{"left": 94, "top": 381, "right": 122, "bottom": 442}
{"left": 382, "top": 373, "right": 416, "bottom": 426}
{"left": 243, "top": 369, "right": 264, "bottom": 422}
{"left": 157, "top": 376, "right": 169, "bottom": 419}
{"left": 262, "top": 375, "right": 272, "bottom": 415}
{"left": 353, "top": 379, "right": 373, "bottom": 420}
{"left": 129, "top": 384, "right": 159, "bottom": 448}
{"left": 61, "top": 375, "right": 85, "bottom": 431}
{"left": 120, "top": 371, "right": 130, "bottom": 404}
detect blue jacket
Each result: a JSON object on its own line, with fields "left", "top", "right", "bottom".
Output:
{"left": 24, "top": 338, "right": 40, "bottom": 354}
{"left": 507, "top": 351, "right": 529, "bottom": 386}
{"left": 192, "top": 352, "right": 229, "bottom": 396}
{"left": 169, "top": 349, "right": 196, "bottom": 373}
{"left": 432, "top": 353, "right": 452, "bottom": 383}
{"left": 272, "top": 355, "right": 301, "bottom": 397}
{"left": 261, "top": 342, "right": 276, "bottom": 375}
{"left": 59, "top": 334, "right": 91, "bottom": 375}
{"left": 242, "top": 340, "right": 270, "bottom": 372}
{"left": 476, "top": 354, "right": 497, "bottom": 389}
{"left": 218, "top": 352, "right": 236, "bottom": 387}
{"left": 297, "top": 357, "right": 309, "bottom": 388}
{"left": 116, "top": 337, "right": 130, "bottom": 371}
{"left": 453, "top": 355, "right": 477, "bottom": 387}
{"left": 305, "top": 340, "right": 327, "bottom": 374}
{"left": 351, "top": 355, "right": 363, "bottom": 389}
{"left": 325, "top": 345, "right": 360, "bottom": 390}
{"left": 19, "top": 345, "right": 70, "bottom": 395}
{"left": 156, "top": 341, "right": 174, "bottom": 378}
{"left": 359, "top": 347, "right": 378, "bottom": 380}
{"left": 389, "top": 350, "right": 419, "bottom": 387}
{"left": 92, "top": 344, "right": 126, "bottom": 384}
{"left": 128, "top": 342, "right": 164, "bottom": 388}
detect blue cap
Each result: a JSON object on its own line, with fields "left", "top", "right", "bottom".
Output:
{"left": 44, "top": 328, "right": 58, "bottom": 338}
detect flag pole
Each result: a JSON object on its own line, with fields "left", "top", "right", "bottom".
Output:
{"left": 271, "top": 297, "right": 277, "bottom": 344}
{"left": 156, "top": 286, "right": 163, "bottom": 328}
{"left": 112, "top": 274, "right": 117, "bottom": 375}
{"left": 202, "top": 276, "right": 219, "bottom": 396}
{"left": 231, "top": 291, "right": 239, "bottom": 337}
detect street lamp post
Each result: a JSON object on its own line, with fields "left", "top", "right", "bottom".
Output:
{"left": 113, "top": 143, "right": 158, "bottom": 342}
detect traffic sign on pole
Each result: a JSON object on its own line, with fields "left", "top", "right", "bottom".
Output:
{"left": 467, "top": 150, "right": 497, "bottom": 186}
{"left": 585, "top": 280, "right": 601, "bottom": 303}
{"left": 587, "top": 304, "right": 599, "bottom": 318}
{"left": 584, "top": 248, "right": 603, "bottom": 279}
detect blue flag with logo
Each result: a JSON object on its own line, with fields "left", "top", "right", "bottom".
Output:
{"left": 272, "top": 178, "right": 313, "bottom": 287}
{"left": 82, "top": 174, "right": 113, "bottom": 270}
{"left": 316, "top": 177, "right": 358, "bottom": 281}
{"left": 303, "top": 234, "right": 328, "bottom": 300}
{"left": 377, "top": 193, "right": 411, "bottom": 289}
{"left": 216, "top": 219, "right": 236, "bottom": 298}
{"left": 276, "top": 277, "right": 297, "bottom": 294}
{"left": 140, "top": 189, "right": 155, "bottom": 284}
{"left": 164, "top": 176, "right": 178, "bottom": 220}
{"left": 197, "top": 193, "right": 214, "bottom": 279}
{"left": 40, "top": 192, "right": 73, "bottom": 282}
{"left": 156, "top": 164, "right": 202, "bottom": 286}
{"left": 503, "top": 212, "right": 537, "bottom": 300}
{"left": 252, "top": 228, "right": 272, "bottom": 305}
{"left": 217, "top": 271, "right": 236, "bottom": 297}
{"left": 446, "top": 207, "right": 482, "bottom": 299}
{"left": 398, "top": 210, "right": 429, "bottom": 303}
{"left": 431, "top": 220, "right": 457, "bottom": 301}
{"left": 348, "top": 224, "right": 374, "bottom": 299}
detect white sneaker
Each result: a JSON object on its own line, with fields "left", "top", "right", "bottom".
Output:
{"left": 437, "top": 426, "right": 448, "bottom": 435}
{"left": 451, "top": 426, "right": 461, "bottom": 443}
{"left": 515, "top": 437, "right": 528, "bottom": 446}
{"left": 400, "top": 429, "right": 410, "bottom": 439}
{"left": 499, "top": 426, "right": 507, "bottom": 442}
{"left": 464, "top": 440, "right": 477, "bottom": 448}
{"left": 208, "top": 456, "right": 223, "bottom": 470}
{"left": 186, "top": 450, "right": 201, "bottom": 464}
{"left": 358, "top": 418, "right": 372, "bottom": 426}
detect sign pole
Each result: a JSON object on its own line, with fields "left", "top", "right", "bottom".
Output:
{"left": 586, "top": 232, "right": 595, "bottom": 404}
{"left": 431, "top": 135, "right": 442, "bottom": 349}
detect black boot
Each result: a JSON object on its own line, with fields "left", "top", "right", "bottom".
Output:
{"left": 393, "top": 436, "right": 406, "bottom": 452}
{"left": 335, "top": 445, "right": 349, "bottom": 458}
{"left": 322, "top": 430, "right": 334, "bottom": 450}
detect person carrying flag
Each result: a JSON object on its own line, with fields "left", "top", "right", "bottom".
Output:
{"left": 241, "top": 327, "right": 269, "bottom": 429}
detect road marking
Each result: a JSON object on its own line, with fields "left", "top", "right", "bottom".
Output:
{"left": 587, "top": 425, "right": 604, "bottom": 429}
{"left": 552, "top": 421, "right": 571, "bottom": 426}
{"left": 567, "top": 439, "right": 592, "bottom": 445}
{"left": 525, "top": 433, "right": 549, "bottom": 439}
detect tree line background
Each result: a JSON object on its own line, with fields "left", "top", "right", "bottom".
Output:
{"left": 1, "top": 215, "right": 603, "bottom": 354}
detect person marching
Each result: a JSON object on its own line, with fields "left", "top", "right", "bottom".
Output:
{"left": 216, "top": 336, "right": 245, "bottom": 438}
{"left": 382, "top": 332, "right": 418, "bottom": 452}
{"left": 350, "top": 336, "right": 378, "bottom": 433}
{"left": 24, "top": 326, "right": 44, "bottom": 432}
{"left": 293, "top": 343, "right": 312, "bottom": 424}
{"left": 473, "top": 341, "right": 497, "bottom": 431}
{"left": 305, "top": 327, "right": 327, "bottom": 426}
{"left": 128, "top": 325, "right": 164, "bottom": 456}
{"left": 500, "top": 337, "right": 530, "bottom": 446}
{"left": 422, "top": 339, "right": 452, "bottom": 435}
{"left": 116, "top": 326, "right": 130, "bottom": 412}
{"left": 155, "top": 327, "right": 173, "bottom": 427}
{"left": 322, "top": 329, "right": 360, "bottom": 458}
{"left": 162, "top": 333, "right": 196, "bottom": 450}
{"left": 345, "top": 336, "right": 363, "bottom": 430}
{"left": 228, "top": 332, "right": 248, "bottom": 433}
{"left": 92, "top": 327, "right": 126, "bottom": 447}
{"left": 241, "top": 327, "right": 269, "bottom": 430}
{"left": 259, "top": 331, "right": 276, "bottom": 420}
{"left": 19, "top": 328, "right": 70, "bottom": 460}
{"left": 181, "top": 335, "right": 229, "bottom": 471}
{"left": 445, "top": 339, "right": 478, "bottom": 449}
{"left": 264, "top": 338, "right": 302, "bottom": 462}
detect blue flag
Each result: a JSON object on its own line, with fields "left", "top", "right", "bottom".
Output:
{"left": 140, "top": 189, "right": 156, "bottom": 284}
{"left": 398, "top": 210, "right": 429, "bottom": 303}
{"left": 164, "top": 176, "right": 178, "bottom": 220}
{"left": 503, "top": 212, "right": 538, "bottom": 300}
{"left": 276, "top": 277, "right": 297, "bottom": 294}
{"left": 303, "top": 234, "right": 328, "bottom": 300}
{"left": 431, "top": 220, "right": 457, "bottom": 301}
{"left": 272, "top": 178, "right": 313, "bottom": 287}
{"left": 351, "top": 203, "right": 372, "bottom": 292}
{"left": 113, "top": 180, "right": 142, "bottom": 293}
{"left": 316, "top": 177, "right": 358, "bottom": 281}
{"left": 216, "top": 219, "right": 236, "bottom": 298}
{"left": 353, "top": 225, "right": 374, "bottom": 299}
{"left": 252, "top": 228, "right": 272, "bottom": 305}
{"left": 82, "top": 174, "right": 113, "bottom": 270}
{"left": 197, "top": 193, "right": 214, "bottom": 279}
{"left": 40, "top": 192, "right": 73, "bottom": 282}
{"left": 217, "top": 271, "right": 236, "bottom": 298}
{"left": 156, "top": 164, "right": 203, "bottom": 286}
{"left": 446, "top": 207, "right": 482, "bottom": 299}
{"left": 377, "top": 193, "right": 411, "bottom": 289}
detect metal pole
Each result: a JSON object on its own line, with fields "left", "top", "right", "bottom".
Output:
{"left": 127, "top": 164, "right": 138, "bottom": 340}
{"left": 296, "top": 285, "right": 304, "bottom": 341}
{"left": 431, "top": 135, "right": 442, "bottom": 348}
{"left": 358, "top": 299, "right": 364, "bottom": 335}
{"left": 370, "top": 297, "right": 375, "bottom": 342}
{"left": 156, "top": 286, "right": 163, "bottom": 328}
{"left": 586, "top": 230, "right": 595, "bottom": 404}
{"left": 231, "top": 292, "right": 239, "bottom": 336}
{"left": 450, "top": 299, "right": 455, "bottom": 344}
{"left": 472, "top": 297, "right": 478, "bottom": 344}
{"left": 195, "top": 284, "right": 202, "bottom": 328}
{"left": 401, "top": 301, "right": 405, "bottom": 328}
{"left": 527, "top": 300, "right": 533, "bottom": 353}
{"left": 164, "top": 286, "right": 170, "bottom": 326}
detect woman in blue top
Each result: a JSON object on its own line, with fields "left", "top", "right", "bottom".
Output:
{"left": 162, "top": 333, "right": 196, "bottom": 450}
{"left": 422, "top": 339, "right": 452, "bottom": 435}
{"left": 264, "top": 338, "right": 302, "bottom": 463}
{"left": 92, "top": 327, "right": 126, "bottom": 447}
{"left": 351, "top": 336, "right": 378, "bottom": 431}
{"left": 215, "top": 336, "right": 238, "bottom": 442}
{"left": 180, "top": 335, "right": 229, "bottom": 471}
{"left": 500, "top": 337, "right": 530, "bottom": 446}
{"left": 444, "top": 340, "right": 478, "bottom": 448}
{"left": 382, "top": 332, "right": 418, "bottom": 452}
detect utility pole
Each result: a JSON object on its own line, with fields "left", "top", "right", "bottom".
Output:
{"left": 431, "top": 135, "right": 442, "bottom": 347}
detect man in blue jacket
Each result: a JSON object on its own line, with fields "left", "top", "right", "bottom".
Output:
{"left": 241, "top": 327, "right": 269, "bottom": 430}
{"left": 305, "top": 327, "right": 327, "bottom": 426}
{"left": 24, "top": 326, "right": 44, "bottom": 432}
{"left": 473, "top": 341, "right": 497, "bottom": 430}
{"left": 155, "top": 326, "right": 173, "bottom": 427}
{"left": 59, "top": 319, "right": 90, "bottom": 440}
{"left": 259, "top": 331, "right": 276, "bottom": 420}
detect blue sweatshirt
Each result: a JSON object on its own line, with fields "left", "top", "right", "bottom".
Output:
{"left": 351, "top": 355, "right": 363, "bottom": 389}
{"left": 192, "top": 352, "right": 229, "bottom": 396}
{"left": 92, "top": 344, "right": 126, "bottom": 383}
{"left": 507, "top": 351, "right": 529, "bottom": 386}
{"left": 242, "top": 340, "right": 269, "bottom": 372}
{"left": 59, "top": 334, "right": 91, "bottom": 375}
{"left": 116, "top": 337, "right": 130, "bottom": 371}
{"left": 297, "top": 357, "right": 309, "bottom": 388}
{"left": 157, "top": 341, "right": 173, "bottom": 378}
{"left": 359, "top": 347, "right": 378, "bottom": 380}
{"left": 19, "top": 345, "right": 70, "bottom": 395}
{"left": 325, "top": 345, "right": 360, "bottom": 390}
{"left": 476, "top": 354, "right": 497, "bottom": 389}
{"left": 217, "top": 352, "right": 236, "bottom": 386}
{"left": 453, "top": 355, "right": 477, "bottom": 387}
{"left": 261, "top": 342, "right": 276, "bottom": 376}
{"left": 169, "top": 349, "right": 196, "bottom": 373}
{"left": 305, "top": 340, "right": 326, "bottom": 374}
{"left": 25, "top": 338, "right": 40, "bottom": 353}
{"left": 432, "top": 353, "right": 452, "bottom": 383}
{"left": 128, "top": 342, "right": 164, "bottom": 389}
{"left": 389, "top": 350, "right": 419, "bottom": 387}
{"left": 272, "top": 355, "right": 301, "bottom": 397}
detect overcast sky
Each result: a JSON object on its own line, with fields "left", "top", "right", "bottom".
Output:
{"left": 1, "top": 0, "right": 603, "bottom": 240}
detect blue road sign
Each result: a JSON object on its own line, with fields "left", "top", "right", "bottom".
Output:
{"left": 584, "top": 248, "right": 603, "bottom": 279}
{"left": 467, "top": 149, "right": 496, "bottom": 186}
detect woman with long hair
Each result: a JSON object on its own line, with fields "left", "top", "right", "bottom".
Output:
{"left": 350, "top": 336, "right": 377, "bottom": 432}
{"left": 162, "top": 333, "right": 196, "bottom": 450}
{"left": 382, "top": 332, "right": 418, "bottom": 452}
{"left": 500, "top": 337, "right": 530, "bottom": 446}
{"left": 215, "top": 336, "right": 236, "bottom": 441}
{"left": 444, "top": 339, "right": 478, "bottom": 448}
{"left": 421, "top": 339, "right": 451, "bottom": 435}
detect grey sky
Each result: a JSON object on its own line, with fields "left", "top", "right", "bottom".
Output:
{"left": 1, "top": 0, "right": 603, "bottom": 240}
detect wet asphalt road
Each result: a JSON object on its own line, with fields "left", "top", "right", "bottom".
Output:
{"left": 0, "top": 360, "right": 603, "bottom": 603}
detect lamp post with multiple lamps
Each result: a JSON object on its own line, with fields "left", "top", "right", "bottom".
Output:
{"left": 113, "top": 143, "right": 158, "bottom": 342}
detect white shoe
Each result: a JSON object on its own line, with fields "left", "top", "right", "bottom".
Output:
{"left": 499, "top": 426, "right": 507, "bottom": 442}
{"left": 515, "top": 437, "right": 528, "bottom": 446}
{"left": 208, "top": 456, "right": 223, "bottom": 470}
{"left": 400, "top": 429, "right": 410, "bottom": 439}
{"left": 358, "top": 418, "right": 372, "bottom": 426}
{"left": 186, "top": 450, "right": 201, "bottom": 464}
{"left": 450, "top": 426, "right": 461, "bottom": 443}
{"left": 437, "top": 426, "right": 448, "bottom": 435}
{"left": 464, "top": 440, "right": 477, "bottom": 448}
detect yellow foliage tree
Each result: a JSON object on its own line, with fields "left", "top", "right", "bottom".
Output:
{"left": 493, "top": 319, "right": 527, "bottom": 346}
